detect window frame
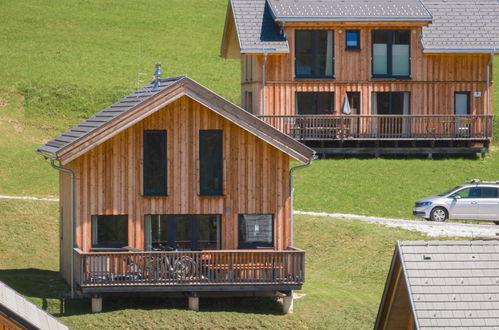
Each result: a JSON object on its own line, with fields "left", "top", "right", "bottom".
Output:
{"left": 238, "top": 214, "right": 275, "bottom": 249}
{"left": 199, "top": 130, "right": 224, "bottom": 196}
{"left": 295, "top": 29, "right": 335, "bottom": 79}
{"left": 345, "top": 30, "right": 361, "bottom": 50}
{"left": 371, "top": 30, "right": 411, "bottom": 79}
{"left": 296, "top": 91, "right": 335, "bottom": 115}
{"left": 143, "top": 130, "right": 167, "bottom": 197}
{"left": 91, "top": 215, "right": 129, "bottom": 249}
{"left": 454, "top": 91, "right": 471, "bottom": 115}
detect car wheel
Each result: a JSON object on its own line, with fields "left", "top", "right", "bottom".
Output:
{"left": 430, "top": 207, "right": 448, "bottom": 222}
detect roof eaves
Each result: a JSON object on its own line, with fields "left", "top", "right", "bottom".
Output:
{"left": 241, "top": 47, "right": 289, "bottom": 53}
{"left": 274, "top": 16, "right": 432, "bottom": 22}
{"left": 423, "top": 48, "right": 499, "bottom": 53}
{"left": 397, "top": 240, "right": 420, "bottom": 330}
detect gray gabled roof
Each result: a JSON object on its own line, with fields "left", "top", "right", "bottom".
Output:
{"left": 267, "top": 0, "right": 432, "bottom": 21}
{"left": 0, "top": 281, "right": 69, "bottom": 330}
{"left": 228, "top": 0, "right": 289, "bottom": 53}
{"left": 37, "top": 75, "right": 315, "bottom": 164}
{"left": 382, "top": 240, "right": 499, "bottom": 329}
{"left": 421, "top": 0, "right": 499, "bottom": 53}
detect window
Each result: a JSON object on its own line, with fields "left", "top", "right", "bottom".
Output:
{"left": 454, "top": 92, "right": 470, "bottom": 115}
{"left": 296, "top": 92, "right": 335, "bottom": 115}
{"left": 295, "top": 30, "right": 334, "bottom": 79}
{"left": 346, "top": 92, "right": 361, "bottom": 114}
{"left": 91, "top": 215, "right": 128, "bottom": 248}
{"left": 454, "top": 187, "right": 499, "bottom": 199}
{"left": 144, "top": 214, "right": 221, "bottom": 251}
{"left": 372, "top": 30, "right": 410, "bottom": 78}
{"left": 244, "top": 55, "right": 253, "bottom": 81}
{"left": 199, "top": 130, "right": 223, "bottom": 196}
{"left": 373, "top": 92, "right": 410, "bottom": 115}
{"left": 143, "top": 130, "right": 167, "bottom": 196}
{"left": 238, "top": 214, "right": 274, "bottom": 249}
{"left": 346, "top": 30, "right": 360, "bottom": 50}
{"left": 244, "top": 91, "right": 253, "bottom": 113}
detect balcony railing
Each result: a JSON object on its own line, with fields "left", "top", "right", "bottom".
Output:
{"left": 74, "top": 248, "right": 305, "bottom": 288}
{"left": 258, "top": 115, "right": 493, "bottom": 141}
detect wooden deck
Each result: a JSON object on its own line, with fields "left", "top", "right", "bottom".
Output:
{"left": 258, "top": 115, "right": 492, "bottom": 141}
{"left": 74, "top": 248, "right": 305, "bottom": 293}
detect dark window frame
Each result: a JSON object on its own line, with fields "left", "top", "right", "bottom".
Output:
{"left": 454, "top": 92, "right": 471, "bottom": 115}
{"left": 91, "top": 215, "right": 128, "bottom": 249}
{"left": 371, "top": 30, "right": 411, "bottom": 79}
{"left": 345, "top": 30, "right": 361, "bottom": 50}
{"left": 143, "top": 130, "right": 167, "bottom": 197}
{"left": 199, "top": 130, "right": 224, "bottom": 196}
{"left": 295, "top": 29, "right": 335, "bottom": 79}
{"left": 296, "top": 91, "right": 335, "bottom": 115}
{"left": 238, "top": 214, "right": 275, "bottom": 249}
{"left": 346, "top": 91, "right": 361, "bottom": 114}
{"left": 373, "top": 92, "right": 411, "bottom": 115}
{"left": 144, "top": 214, "right": 222, "bottom": 251}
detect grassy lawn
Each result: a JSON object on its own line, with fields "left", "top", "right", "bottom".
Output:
{"left": 0, "top": 198, "right": 431, "bottom": 329}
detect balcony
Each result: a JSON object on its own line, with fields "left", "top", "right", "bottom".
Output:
{"left": 259, "top": 115, "right": 493, "bottom": 141}
{"left": 73, "top": 247, "right": 305, "bottom": 294}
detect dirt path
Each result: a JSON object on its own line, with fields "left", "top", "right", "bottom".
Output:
{"left": 295, "top": 210, "right": 499, "bottom": 238}
{"left": 0, "top": 195, "right": 59, "bottom": 202}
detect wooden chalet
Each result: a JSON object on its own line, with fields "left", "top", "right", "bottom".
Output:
{"left": 37, "top": 75, "right": 315, "bottom": 313}
{"left": 221, "top": 0, "right": 499, "bottom": 156}
{"left": 375, "top": 240, "right": 499, "bottom": 330}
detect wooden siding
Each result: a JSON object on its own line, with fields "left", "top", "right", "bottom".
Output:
{"left": 60, "top": 96, "right": 293, "bottom": 282}
{"left": 241, "top": 24, "right": 492, "bottom": 117}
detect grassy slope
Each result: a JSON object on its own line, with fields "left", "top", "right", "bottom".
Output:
{"left": 0, "top": 198, "right": 429, "bottom": 329}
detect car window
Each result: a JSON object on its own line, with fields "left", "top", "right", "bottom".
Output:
{"left": 438, "top": 185, "right": 464, "bottom": 196}
{"left": 454, "top": 187, "right": 480, "bottom": 198}
{"left": 478, "top": 187, "right": 499, "bottom": 198}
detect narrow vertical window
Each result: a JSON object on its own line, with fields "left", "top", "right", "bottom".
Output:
{"left": 143, "top": 130, "right": 167, "bottom": 196}
{"left": 345, "top": 30, "right": 360, "bottom": 50}
{"left": 199, "top": 130, "right": 223, "bottom": 196}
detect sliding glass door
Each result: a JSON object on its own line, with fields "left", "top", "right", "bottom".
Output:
{"left": 372, "top": 92, "right": 410, "bottom": 137}
{"left": 145, "top": 215, "right": 221, "bottom": 251}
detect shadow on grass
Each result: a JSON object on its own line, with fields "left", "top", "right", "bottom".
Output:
{"left": 0, "top": 269, "right": 283, "bottom": 316}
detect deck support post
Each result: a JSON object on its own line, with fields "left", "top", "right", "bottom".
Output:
{"left": 91, "top": 296, "right": 102, "bottom": 313}
{"left": 282, "top": 292, "right": 294, "bottom": 314}
{"left": 188, "top": 294, "right": 199, "bottom": 311}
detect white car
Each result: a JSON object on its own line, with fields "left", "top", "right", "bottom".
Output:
{"left": 413, "top": 180, "right": 499, "bottom": 223}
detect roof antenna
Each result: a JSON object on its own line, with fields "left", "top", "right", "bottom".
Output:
{"left": 153, "top": 63, "right": 161, "bottom": 88}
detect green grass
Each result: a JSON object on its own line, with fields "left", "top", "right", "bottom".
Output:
{"left": 0, "top": 198, "right": 431, "bottom": 329}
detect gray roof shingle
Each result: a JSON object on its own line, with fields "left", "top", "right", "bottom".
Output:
{"left": 399, "top": 240, "right": 499, "bottom": 329}
{"left": 231, "top": 0, "right": 288, "bottom": 53}
{"left": 226, "top": 0, "right": 499, "bottom": 53}
{"left": 421, "top": 0, "right": 499, "bottom": 52}
{"left": 267, "top": 0, "right": 432, "bottom": 20}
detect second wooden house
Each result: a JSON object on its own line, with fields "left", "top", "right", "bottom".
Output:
{"left": 37, "top": 75, "right": 315, "bottom": 314}
{"left": 221, "top": 0, "right": 499, "bottom": 156}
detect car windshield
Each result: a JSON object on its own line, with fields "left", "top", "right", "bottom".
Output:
{"left": 437, "top": 185, "right": 464, "bottom": 196}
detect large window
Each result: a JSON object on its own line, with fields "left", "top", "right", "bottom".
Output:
{"left": 199, "top": 130, "right": 223, "bottom": 196}
{"left": 372, "top": 30, "right": 410, "bottom": 78}
{"left": 238, "top": 214, "right": 274, "bottom": 249}
{"left": 455, "top": 187, "right": 498, "bottom": 199}
{"left": 144, "top": 214, "right": 221, "bottom": 251}
{"left": 295, "top": 30, "right": 334, "bottom": 79}
{"left": 143, "top": 130, "right": 167, "bottom": 196}
{"left": 91, "top": 215, "right": 128, "bottom": 248}
{"left": 296, "top": 92, "right": 335, "bottom": 115}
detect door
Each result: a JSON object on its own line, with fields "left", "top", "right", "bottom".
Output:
{"left": 373, "top": 92, "right": 410, "bottom": 137}
{"left": 477, "top": 187, "right": 499, "bottom": 221}
{"left": 346, "top": 92, "right": 360, "bottom": 137}
{"left": 144, "top": 214, "right": 221, "bottom": 251}
{"left": 454, "top": 92, "right": 471, "bottom": 137}
{"left": 448, "top": 187, "right": 480, "bottom": 219}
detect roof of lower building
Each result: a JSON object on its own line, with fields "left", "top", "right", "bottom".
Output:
{"left": 222, "top": 0, "right": 499, "bottom": 55}
{"left": 0, "top": 281, "right": 69, "bottom": 330}
{"left": 377, "top": 240, "right": 499, "bottom": 329}
{"left": 37, "top": 75, "right": 315, "bottom": 164}
{"left": 267, "top": 0, "right": 432, "bottom": 21}
{"left": 421, "top": 0, "right": 499, "bottom": 52}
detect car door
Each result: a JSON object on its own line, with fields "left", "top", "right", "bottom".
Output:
{"left": 477, "top": 187, "right": 499, "bottom": 221}
{"left": 448, "top": 187, "right": 480, "bottom": 219}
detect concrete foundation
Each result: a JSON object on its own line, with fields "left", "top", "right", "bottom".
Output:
{"left": 282, "top": 295, "right": 293, "bottom": 314}
{"left": 188, "top": 295, "right": 199, "bottom": 311}
{"left": 91, "top": 296, "right": 102, "bottom": 313}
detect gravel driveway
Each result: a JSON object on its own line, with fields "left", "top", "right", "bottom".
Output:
{"left": 295, "top": 210, "right": 499, "bottom": 238}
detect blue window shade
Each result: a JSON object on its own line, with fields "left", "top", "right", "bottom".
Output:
{"left": 199, "top": 130, "right": 223, "bottom": 196}
{"left": 143, "top": 130, "right": 167, "bottom": 196}
{"left": 346, "top": 30, "right": 360, "bottom": 50}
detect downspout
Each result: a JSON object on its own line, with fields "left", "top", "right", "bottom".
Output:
{"left": 50, "top": 158, "right": 76, "bottom": 299}
{"left": 261, "top": 53, "right": 268, "bottom": 115}
{"left": 289, "top": 155, "right": 316, "bottom": 246}
{"left": 486, "top": 52, "right": 493, "bottom": 116}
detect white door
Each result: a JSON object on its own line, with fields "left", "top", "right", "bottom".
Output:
{"left": 454, "top": 92, "right": 470, "bottom": 137}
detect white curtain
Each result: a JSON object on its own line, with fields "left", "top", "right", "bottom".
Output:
{"left": 402, "top": 92, "right": 410, "bottom": 136}
{"left": 144, "top": 215, "right": 152, "bottom": 251}
{"left": 373, "top": 44, "right": 388, "bottom": 75}
{"left": 392, "top": 44, "right": 410, "bottom": 76}
{"left": 325, "top": 31, "right": 334, "bottom": 77}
